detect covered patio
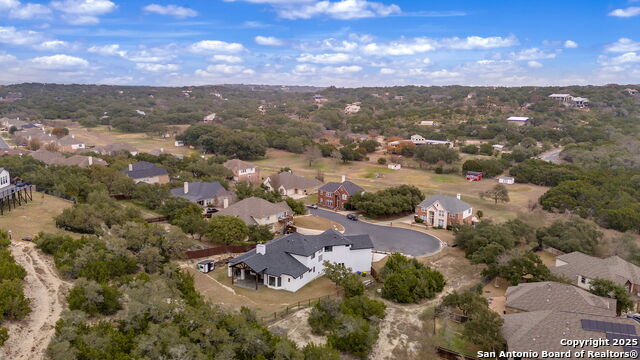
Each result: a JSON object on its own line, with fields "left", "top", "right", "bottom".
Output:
{"left": 229, "top": 261, "right": 264, "bottom": 290}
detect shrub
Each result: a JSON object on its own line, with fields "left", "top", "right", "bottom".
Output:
{"left": 68, "top": 279, "right": 121, "bottom": 316}
{"left": 380, "top": 253, "right": 445, "bottom": 303}
{"left": 303, "top": 343, "right": 340, "bottom": 360}
{"left": 0, "top": 279, "right": 31, "bottom": 321}
{"left": 0, "top": 327, "right": 7, "bottom": 346}
{"left": 377, "top": 157, "right": 387, "bottom": 165}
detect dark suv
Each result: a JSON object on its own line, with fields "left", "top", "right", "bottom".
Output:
{"left": 346, "top": 213, "right": 358, "bottom": 221}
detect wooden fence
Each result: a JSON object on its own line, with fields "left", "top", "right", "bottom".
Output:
{"left": 145, "top": 216, "right": 168, "bottom": 223}
{"left": 184, "top": 244, "right": 257, "bottom": 259}
{"left": 436, "top": 346, "right": 478, "bottom": 360}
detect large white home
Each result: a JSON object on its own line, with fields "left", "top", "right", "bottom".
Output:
{"left": 228, "top": 230, "right": 373, "bottom": 292}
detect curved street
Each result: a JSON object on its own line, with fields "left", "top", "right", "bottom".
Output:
{"left": 308, "top": 208, "right": 441, "bottom": 256}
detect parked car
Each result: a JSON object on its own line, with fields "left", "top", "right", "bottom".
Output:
{"left": 306, "top": 204, "right": 318, "bottom": 209}
{"left": 21, "top": 237, "right": 32, "bottom": 242}
{"left": 205, "top": 207, "right": 218, "bottom": 214}
{"left": 346, "top": 213, "right": 358, "bottom": 221}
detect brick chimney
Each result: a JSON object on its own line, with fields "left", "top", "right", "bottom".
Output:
{"left": 184, "top": 182, "right": 189, "bottom": 194}
{"left": 223, "top": 197, "right": 229, "bottom": 209}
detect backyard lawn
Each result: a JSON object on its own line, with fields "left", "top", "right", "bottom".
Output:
{"left": 294, "top": 215, "right": 344, "bottom": 232}
{"left": 0, "top": 193, "right": 74, "bottom": 240}
{"left": 187, "top": 266, "right": 341, "bottom": 318}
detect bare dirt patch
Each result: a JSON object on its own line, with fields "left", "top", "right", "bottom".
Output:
{"left": 268, "top": 308, "right": 327, "bottom": 348}
{"left": 294, "top": 215, "right": 345, "bottom": 232}
{"left": 0, "top": 241, "right": 71, "bottom": 360}
{"left": 0, "top": 193, "right": 73, "bottom": 240}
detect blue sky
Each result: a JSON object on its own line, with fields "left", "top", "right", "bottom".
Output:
{"left": 1, "top": 0, "right": 639, "bottom": 86}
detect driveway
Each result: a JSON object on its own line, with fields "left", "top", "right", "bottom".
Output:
{"left": 309, "top": 209, "right": 441, "bottom": 256}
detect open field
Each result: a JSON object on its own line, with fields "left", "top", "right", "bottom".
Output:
{"left": 0, "top": 193, "right": 74, "bottom": 240}
{"left": 66, "top": 124, "right": 195, "bottom": 156}
{"left": 255, "top": 149, "right": 549, "bottom": 223}
{"left": 185, "top": 266, "right": 340, "bottom": 318}
{"left": 293, "top": 215, "right": 344, "bottom": 232}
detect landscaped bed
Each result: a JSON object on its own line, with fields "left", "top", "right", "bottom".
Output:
{"left": 294, "top": 215, "right": 345, "bottom": 232}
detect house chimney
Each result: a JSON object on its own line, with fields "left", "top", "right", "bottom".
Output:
{"left": 223, "top": 198, "right": 229, "bottom": 209}
{"left": 341, "top": 175, "right": 346, "bottom": 182}
{"left": 128, "top": 163, "right": 133, "bottom": 171}
{"left": 184, "top": 182, "right": 189, "bottom": 194}
{"left": 256, "top": 244, "right": 266, "bottom": 255}
{"left": 456, "top": 193, "right": 461, "bottom": 200}
{"left": 88, "top": 156, "right": 93, "bottom": 166}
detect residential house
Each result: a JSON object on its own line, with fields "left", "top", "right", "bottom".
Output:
{"left": 387, "top": 163, "right": 401, "bottom": 170}
{"left": 203, "top": 113, "right": 217, "bottom": 123}
{"left": 263, "top": 172, "right": 322, "bottom": 199}
{"left": 228, "top": 229, "right": 373, "bottom": 292}
{"left": 57, "top": 135, "right": 85, "bottom": 152}
{"left": 317, "top": 177, "right": 365, "bottom": 210}
{"left": 213, "top": 196, "right": 292, "bottom": 232}
{"left": 415, "top": 194, "right": 473, "bottom": 228}
{"left": 394, "top": 95, "right": 404, "bottom": 101}
{"left": 30, "top": 149, "right": 66, "bottom": 166}
{"left": 343, "top": 102, "right": 361, "bottom": 114}
{"left": 14, "top": 128, "right": 58, "bottom": 147}
{"left": 313, "top": 94, "right": 328, "bottom": 104}
{"left": 61, "top": 155, "right": 107, "bottom": 168}
{"left": 465, "top": 171, "right": 483, "bottom": 181}
{"left": 223, "top": 159, "right": 260, "bottom": 184}
{"left": 492, "top": 144, "right": 505, "bottom": 151}
{"left": 0, "top": 168, "right": 10, "bottom": 189}
{"left": 548, "top": 93, "right": 573, "bottom": 102}
{"left": 551, "top": 251, "right": 640, "bottom": 311}
{"left": 122, "top": 161, "right": 169, "bottom": 184}
{"left": 171, "top": 181, "right": 236, "bottom": 208}
{"left": 502, "top": 310, "right": 639, "bottom": 359}
{"left": 625, "top": 88, "right": 638, "bottom": 95}
{"left": 409, "top": 135, "right": 452, "bottom": 146}
{"left": 417, "top": 120, "right": 436, "bottom": 126}
{"left": 504, "top": 281, "right": 615, "bottom": 316}
{"left": 0, "top": 117, "right": 27, "bottom": 131}
{"left": 498, "top": 176, "right": 515, "bottom": 184}
{"left": 571, "top": 96, "right": 590, "bottom": 108}
{"left": 0, "top": 137, "right": 10, "bottom": 150}
{"left": 506, "top": 116, "right": 530, "bottom": 126}
{"left": 93, "top": 142, "right": 139, "bottom": 156}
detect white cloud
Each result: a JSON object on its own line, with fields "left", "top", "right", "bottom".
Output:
{"left": 30, "top": 54, "right": 89, "bottom": 69}
{"left": 598, "top": 52, "right": 640, "bottom": 66}
{"left": 527, "top": 60, "right": 543, "bottom": 68}
{"left": 255, "top": 35, "right": 284, "bottom": 46}
{"left": 0, "top": 53, "right": 17, "bottom": 63}
{"left": 88, "top": 44, "right": 126, "bottom": 57}
{"left": 50, "top": 0, "right": 116, "bottom": 24}
{"left": 564, "top": 40, "right": 578, "bottom": 49}
{"left": 210, "top": 54, "right": 243, "bottom": 63}
{"left": 439, "top": 35, "right": 518, "bottom": 50}
{"left": 143, "top": 4, "right": 198, "bottom": 18}
{"left": 511, "top": 48, "right": 559, "bottom": 61}
{"left": 362, "top": 39, "right": 435, "bottom": 56}
{"left": 0, "top": 26, "right": 43, "bottom": 46}
{"left": 321, "top": 65, "right": 362, "bottom": 74}
{"left": 297, "top": 52, "right": 352, "bottom": 64}
{"left": 425, "top": 69, "right": 460, "bottom": 78}
{"left": 36, "top": 40, "right": 69, "bottom": 50}
{"left": 9, "top": 3, "right": 51, "bottom": 19}
{"left": 276, "top": 0, "right": 401, "bottom": 20}
{"left": 605, "top": 38, "right": 640, "bottom": 53}
{"left": 100, "top": 76, "right": 134, "bottom": 85}
{"left": 379, "top": 67, "right": 395, "bottom": 74}
{"left": 190, "top": 40, "right": 245, "bottom": 53}
{"left": 361, "top": 35, "right": 517, "bottom": 56}
{"left": 197, "top": 64, "right": 255, "bottom": 75}
{"left": 0, "top": 0, "right": 19, "bottom": 9}
{"left": 135, "top": 63, "right": 180, "bottom": 72}
{"left": 608, "top": 6, "right": 640, "bottom": 18}
{"left": 422, "top": 57, "right": 431, "bottom": 65}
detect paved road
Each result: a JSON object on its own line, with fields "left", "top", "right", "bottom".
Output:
{"left": 309, "top": 208, "right": 441, "bottom": 256}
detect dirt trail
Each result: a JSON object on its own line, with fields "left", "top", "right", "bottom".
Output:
{"left": 0, "top": 241, "right": 70, "bottom": 360}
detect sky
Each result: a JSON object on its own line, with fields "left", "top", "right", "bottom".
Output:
{"left": 1, "top": 0, "right": 640, "bottom": 87}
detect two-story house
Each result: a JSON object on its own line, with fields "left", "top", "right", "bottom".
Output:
{"left": 263, "top": 171, "right": 323, "bottom": 199}
{"left": 228, "top": 229, "right": 373, "bottom": 292}
{"left": 213, "top": 196, "right": 292, "bottom": 232}
{"left": 551, "top": 251, "right": 640, "bottom": 311}
{"left": 122, "top": 161, "right": 169, "bottom": 184}
{"left": 317, "top": 177, "right": 365, "bottom": 210}
{"left": 57, "top": 135, "right": 85, "bottom": 152}
{"left": 223, "top": 159, "right": 260, "bottom": 184}
{"left": 415, "top": 194, "right": 473, "bottom": 228}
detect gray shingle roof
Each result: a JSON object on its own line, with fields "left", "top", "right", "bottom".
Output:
{"left": 122, "top": 161, "right": 168, "bottom": 179}
{"left": 503, "top": 310, "right": 638, "bottom": 354}
{"left": 417, "top": 194, "right": 471, "bottom": 214}
{"left": 505, "top": 281, "right": 615, "bottom": 316}
{"left": 265, "top": 172, "right": 322, "bottom": 191}
{"left": 318, "top": 181, "right": 365, "bottom": 195}
{"left": 229, "top": 229, "right": 373, "bottom": 277}
{"left": 213, "top": 197, "right": 292, "bottom": 225}
{"left": 551, "top": 251, "right": 640, "bottom": 286}
{"left": 0, "top": 137, "right": 9, "bottom": 150}
{"left": 171, "top": 181, "right": 232, "bottom": 203}
{"left": 223, "top": 159, "right": 256, "bottom": 172}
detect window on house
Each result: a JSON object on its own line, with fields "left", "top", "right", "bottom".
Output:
{"left": 324, "top": 246, "right": 333, "bottom": 252}
{"left": 438, "top": 219, "right": 444, "bottom": 227}
{"left": 580, "top": 276, "right": 587, "bottom": 284}
{"left": 277, "top": 277, "right": 282, "bottom": 287}
{"left": 342, "top": 194, "right": 347, "bottom": 200}
{"left": 313, "top": 267, "right": 316, "bottom": 272}
{"left": 268, "top": 276, "right": 276, "bottom": 287}
{"left": 438, "top": 210, "right": 445, "bottom": 217}
{"left": 319, "top": 254, "right": 323, "bottom": 262}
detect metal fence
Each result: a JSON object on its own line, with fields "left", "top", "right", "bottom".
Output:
{"left": 259, "top": 291, "right": 342, "bottom": 324}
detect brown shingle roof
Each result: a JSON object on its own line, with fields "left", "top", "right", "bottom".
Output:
{"left": 505, "top": 281, "right": 615, "bottom": 316}
{"left": 30, "top": 149, "right": 65, "bottom": 165}
{"left": 213, "top": 197, "right": 291, "bottom": 225}
{"left": 223, "top": 159, "right": 256, "bottom": 173}
{"left": 552, "top": 251, "right": 640, "bottom": 286}
{"left": 265, "top": 172, "right": 322, "bottom": 191}
{"left": 60, "top": 155, "right": 107, "bottom": 168}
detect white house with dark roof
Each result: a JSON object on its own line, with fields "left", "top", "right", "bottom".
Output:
{"left": 415, "top": 194, "right": 473, "bottom": 228}
{"left": 228, "top": 229, "right": 373, "bottom": 291}
{"left": 171, "top": 181, "right": 236, "bottom": 208}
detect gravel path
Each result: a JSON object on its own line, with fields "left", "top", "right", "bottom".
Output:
{"left": 0, "top": 241, "right": 70, "bottom": 360}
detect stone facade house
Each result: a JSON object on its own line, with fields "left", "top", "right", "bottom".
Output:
{"left": 213, "top": 196, "right": 292, "bottom": 232}
{"left": 263, "top": 171, "right": 322, "bottom": 199}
